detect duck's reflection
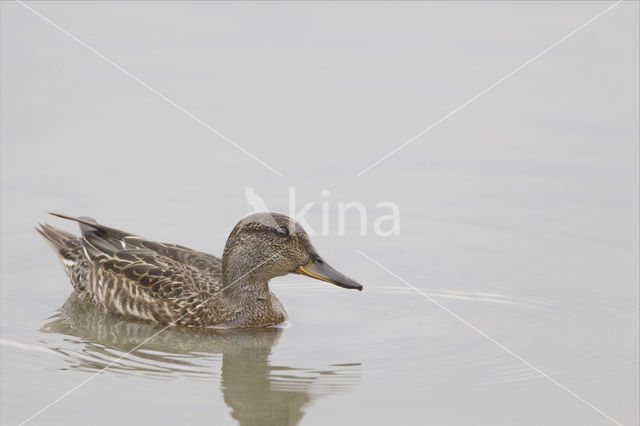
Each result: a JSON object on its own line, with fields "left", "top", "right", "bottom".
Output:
{"left": 41, "top": 294, "right": 361, "bottom": 426}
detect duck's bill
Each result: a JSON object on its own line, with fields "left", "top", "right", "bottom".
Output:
{"left": 297, "top": 258, "right": 363, "bottom": 291}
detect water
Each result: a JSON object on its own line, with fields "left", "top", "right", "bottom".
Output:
{"left": 1, "top": 2, "right": 638, "bottom": 425}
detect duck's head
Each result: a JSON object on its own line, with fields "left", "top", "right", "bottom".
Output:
{"left": 221, "top": 213, "right": 363, "bottom": 291}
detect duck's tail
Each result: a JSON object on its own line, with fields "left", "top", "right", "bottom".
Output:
{"left": 36, "top": 223, "right": 81, "bottom": 253}
{"left": 36, "top": 222, "right": 88, "bottom": 291}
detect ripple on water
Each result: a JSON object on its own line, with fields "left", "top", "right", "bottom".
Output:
{"left": 273, "top": 282, "right": 638, "bottom": 389}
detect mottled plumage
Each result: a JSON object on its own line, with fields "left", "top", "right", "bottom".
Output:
{"left": 37, "top": 212, "right": 362, "bottom": 328}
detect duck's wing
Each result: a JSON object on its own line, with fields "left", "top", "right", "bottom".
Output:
{"left": 49, "top": 213, "right": 221, "bottom": 298}
{"left": 92, "top": 248, "right": 212, "bottom": 298}
{"left": 49, "top": 213, "right": 221, "bottom": 274}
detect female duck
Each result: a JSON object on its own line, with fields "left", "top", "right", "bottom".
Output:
{"left": 37, "top": 212, "right": 362, "bottom": 328}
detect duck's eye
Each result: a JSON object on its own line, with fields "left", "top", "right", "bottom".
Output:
{"left": 275, "top": 226, "right": 289, "bottom": 237}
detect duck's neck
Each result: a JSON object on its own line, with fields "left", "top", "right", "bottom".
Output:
{"left": 221, "top": 271, "right": 272, "bottom": 302}
{"left": 214, "top": 261, "right": 285, "bottom": 327}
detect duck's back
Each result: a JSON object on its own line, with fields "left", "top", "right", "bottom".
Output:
{"left": 37, "top": 215, "right": 224, "bottom": 326}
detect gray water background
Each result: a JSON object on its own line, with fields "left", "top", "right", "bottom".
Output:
{"left": 1, "top": 2, "right": 638, "bottom": 425}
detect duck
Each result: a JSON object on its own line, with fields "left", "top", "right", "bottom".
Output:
{"left": 37, "top": 212, "right": 362, "bottom": 328}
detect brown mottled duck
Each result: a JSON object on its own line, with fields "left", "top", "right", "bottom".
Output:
{"left": 37, "top": 212, "right": 362, "bottom": 328}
